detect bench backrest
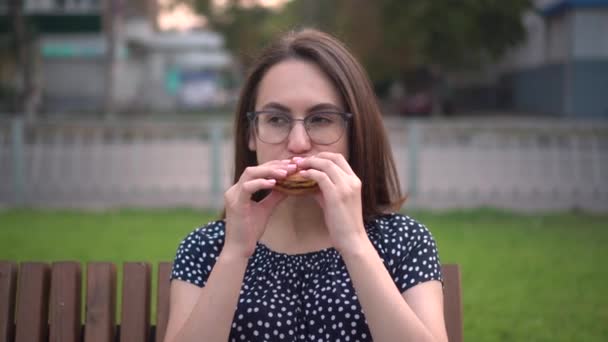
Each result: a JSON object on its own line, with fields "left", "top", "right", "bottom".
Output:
{"left": 0, "top": 261, "right": 462, "bottom": 342}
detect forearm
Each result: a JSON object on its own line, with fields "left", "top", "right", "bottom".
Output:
{"left": 341, "top": 239, "right": 438, "bottom": 342}
{"left": 171, "top": 251, "right": 248, "bottom": 342}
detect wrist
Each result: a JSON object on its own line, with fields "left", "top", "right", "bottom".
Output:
{"left": 335, "top": 229, "right": 373, "bottom": 258}
{"left": 220, "top": 244, "right": 254, "bottom": 262}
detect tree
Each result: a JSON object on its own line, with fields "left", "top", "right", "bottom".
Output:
{"left": 10, "top": 0, "right": 40, "bottom": 119}
{"left": 181, "top": 0, "right": 278, "bottom": 66}
{"left": 184, "top": 0, "right": 532, "bottom": 83}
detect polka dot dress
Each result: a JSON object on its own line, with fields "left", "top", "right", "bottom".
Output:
{"left": 171, "top": 213, "right": 442, "bottom": 341}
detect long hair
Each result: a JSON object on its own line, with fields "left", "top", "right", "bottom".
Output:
{"left": 226, "top": 28, "right": 404, "bottom": 221}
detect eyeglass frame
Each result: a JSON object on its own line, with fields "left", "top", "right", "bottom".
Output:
{"left": 246, "top": 110, "right": 354, "bottom": 145}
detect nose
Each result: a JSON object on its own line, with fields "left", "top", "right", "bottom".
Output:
{"left": 286, "top": 121, "right": 312, "bottom": 153}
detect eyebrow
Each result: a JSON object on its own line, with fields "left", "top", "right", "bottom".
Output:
{"left": 259, "top": 102, "right": 344, "bottom": 113}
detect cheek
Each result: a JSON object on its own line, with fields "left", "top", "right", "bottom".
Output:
{"left": 247, "top": 128, "right": 257, "bottom": 151}
{"left": 254, "top": 142, "right": 283, "bottom": 164}
{"left": 335, "top": 136, "right": 350, "bottom": 161}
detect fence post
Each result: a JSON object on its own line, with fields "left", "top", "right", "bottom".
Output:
{"left": 570, "top": 135, "right": 581, "bottom": 197}
{"left": 210, "top": 122, "right": 224, "bottom": 208}
{"left": 407, "top": 121, "right": 421, "bottom": 206}
{"left": 590, "top": 135, "right": 601, "bottom": 198}
{"left": 11, "top": 118, "right": 25, "bottom": 205}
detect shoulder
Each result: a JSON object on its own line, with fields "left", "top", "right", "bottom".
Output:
{"left": 368, "top": 213, "right": 443, "bottom": 291}
{"left": 177, "top": 220, "right": 226, "bottom": 252}
{"left": 367, "top": 212, "right": 435, "bottom": 243}
{"left": 171, "top": 220, "right": 226, "bottom": 287}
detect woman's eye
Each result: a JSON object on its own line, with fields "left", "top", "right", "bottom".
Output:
{"left": 309, "top": 114, "right": 334, "bottom": 124}
{"left": 266, "top": 114, "right": 290, "bottom": 125}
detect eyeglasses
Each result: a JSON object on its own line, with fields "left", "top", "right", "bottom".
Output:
{"left": 246, "top": 111, "right": 353, "bottom": 145}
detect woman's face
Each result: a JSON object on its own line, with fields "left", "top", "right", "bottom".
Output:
{"left": 248, "top": 59, "right": 349, "bottom": 164}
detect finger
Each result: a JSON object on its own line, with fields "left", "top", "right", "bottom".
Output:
{"left": 240, "top": 164, "right": 290, "bottom": 182}
{"left": 263, "top": 159, "right": 293, "bottom": 166}
{"left": 313, "top": 152, "right": 354, "bottom": 175}
{"left": 299, "top": 168, "right": 336, "bottom": 193}
{"left": 296, "top": 156, "right": 345, "bottom": 186}
{"left": 241, "top": 178, "right": 277, "bottom": 195}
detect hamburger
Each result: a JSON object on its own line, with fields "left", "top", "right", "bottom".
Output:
{"left": 274, "top": 170, "right": 319, "bottom": 195}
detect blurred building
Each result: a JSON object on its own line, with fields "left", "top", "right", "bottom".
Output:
{"left": 450, "top": 0, "right": 608, "bottom": 119}
{"left": 0, "top": 0, "right": 104, "bottom": 114}
{"left": 0, "top": 0, "right": 236, "bottom": 115}
{"left": 125, "top": 21, "right": 235, "bottom": 112}
{"left": 498, "top": 0, "right": 608, "bottom": 118}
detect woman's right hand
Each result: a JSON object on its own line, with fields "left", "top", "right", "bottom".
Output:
{"left": 222, "top": 160, "right": 294, "bottom": 258}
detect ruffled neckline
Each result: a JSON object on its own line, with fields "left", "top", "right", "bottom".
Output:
{"left": 255, "top": 242, "right": 339, "bottom": 260}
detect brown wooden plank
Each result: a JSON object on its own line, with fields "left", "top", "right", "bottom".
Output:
{"left": 442, "top": 264, "right": 463, "bottom": 342}
{"left": 49, "top": 262, "right": 82, "bottom": 342}
{"left": 84, "top": 262, "right": 116, "bottom": 342}
{"left": 15, "top": 262, "right": 50, "bottom": 342}
{"left": 156, "top": 262, "right": 172, "bottom": 342}
{"left": 120, "top": 262, "right": 151, "bottom": 342}
{"left": 0, "top": 262, "right": 18, "bottom": 342}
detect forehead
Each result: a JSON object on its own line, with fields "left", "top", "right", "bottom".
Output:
{"left": 255, "top": 59, "right": 344, "bottom": 111}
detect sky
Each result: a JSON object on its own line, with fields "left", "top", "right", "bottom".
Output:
{"left": 157, "top": 0, "right": 290, "bottom": 31}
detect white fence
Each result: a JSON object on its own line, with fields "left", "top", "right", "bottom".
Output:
{"left": 384, "top": 117, "right": 608, "bottom": 211}
{"left": 0, "top": 119, "right": 232, "bottom": 209}
{"left": 1, "top": 117, "right": 607, "bottom": 212}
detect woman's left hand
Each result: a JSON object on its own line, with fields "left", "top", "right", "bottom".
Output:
{"left": 295, "top": 152, "right": 369, "bottom": 255}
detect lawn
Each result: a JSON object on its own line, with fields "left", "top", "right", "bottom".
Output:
{"left": 1, "top": 208, "right": 607, "bottom": 341}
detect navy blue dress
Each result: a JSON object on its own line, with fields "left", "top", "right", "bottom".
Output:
{"left": 171, "top": 213, "right": 443, "bottom": 342}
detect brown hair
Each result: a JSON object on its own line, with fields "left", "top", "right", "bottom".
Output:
{"left": 227, "top": 28, "right": 404, "bottom": 221}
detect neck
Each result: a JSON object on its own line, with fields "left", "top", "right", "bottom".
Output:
{"left": 260, "top": 195, "right": 331, "bottom": 254}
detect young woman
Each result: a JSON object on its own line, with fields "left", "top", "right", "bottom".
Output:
{"left": 164, "top": 29, "right": 448, "bottom": 342}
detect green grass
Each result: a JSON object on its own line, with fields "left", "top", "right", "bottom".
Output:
{"left": 1, "top": 208, "right": 607, "bottom": 341}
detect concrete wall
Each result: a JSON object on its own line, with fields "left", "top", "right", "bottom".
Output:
{"left": 572, "top": 9, "right": 608, "bottom": 58}
{"left": 42, "top": 57, "right": 148, "bottom": 113}
{"left": 504, "top": 60, "right": 608, "bottom": 118}
{"left": 546, "top": 12, "right": 572, "bottom": 64}
{"left": 569, "top": 60, "right": 608, "bottom": 118}
{"left": 504, "top": 63, "right": 565, "bottom": 115}
{"left": 42, "top": 58, "right": 105, "bottom": 111}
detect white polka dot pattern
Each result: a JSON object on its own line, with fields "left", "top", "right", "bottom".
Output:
{"left": 171, "top": 213, "right": 442, "bottom": 341}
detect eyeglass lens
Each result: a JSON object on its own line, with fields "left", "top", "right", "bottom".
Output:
{"left": 255, "top": 112, "right": 347, "bottom": 144}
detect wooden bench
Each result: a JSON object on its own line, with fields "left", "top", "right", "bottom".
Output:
{"left": 0, "top": 261, "right": 462, "bottom": 342}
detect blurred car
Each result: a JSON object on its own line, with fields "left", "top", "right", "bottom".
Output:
{"left": 399, "top": 91, "right": 433, "bottom": 116}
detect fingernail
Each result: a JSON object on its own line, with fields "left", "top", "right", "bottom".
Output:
{"left": 286, "top": 164, "right": 297, "bottom": 170}
{"left": 292, "top": 157, "right": 304, "bottom": 162}
{"left": 281, "top": 159, "right": 291, "bottom": 163}
{"left": 277, "top": 169, "right": 287, "bottom": 175}
{"left": 268, "top": 179, "right": 276, "bottom": 184}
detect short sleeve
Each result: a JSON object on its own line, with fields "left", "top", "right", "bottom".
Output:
{"left": 170, "top": 220, "right": 226, "bottom": 287}
{"left": 379, "top": 214, "right": 443, "bottom": 293}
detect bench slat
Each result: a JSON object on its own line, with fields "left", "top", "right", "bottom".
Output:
{"left": 0, "top": 262, "right": 18, "bottom": 342}
{"left": 50, "top": 262, "right": 82, "bottom": 342}
{"left": 15, "top": 262, "right": 50, "bottom": 342}
{"left": 156, "top": 262, "right": 172, "bottom": 342}
{"left": 120, "top": 262, "right": 151, "bottom": 342}
{"left": 84, "top": 262, "right": 116, "bottom": 342}
{"left": 2, "top": 260, "right": 463, "bottom": 342}
{"left": 442, "top": 264, "right": 463, "bottom": 342}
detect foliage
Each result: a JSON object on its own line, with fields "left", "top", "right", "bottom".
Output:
{"left": 185, "top": 0, "right": 532, "bottom": 83}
